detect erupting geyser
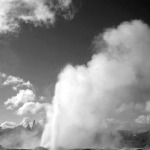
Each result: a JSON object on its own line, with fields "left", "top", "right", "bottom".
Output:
{"left": 41, "top": 20, "right": 150, "bottom": 150}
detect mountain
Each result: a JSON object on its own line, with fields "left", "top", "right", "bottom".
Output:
{"left": 0, "top": 120, "right": 44, "bottom": 149}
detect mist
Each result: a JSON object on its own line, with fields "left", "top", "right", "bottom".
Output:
{"left": 0, "top": 120, "right": 44, "bottom": 149}
{"left": 41, "top": 20, "right": 150, "bottom": 150}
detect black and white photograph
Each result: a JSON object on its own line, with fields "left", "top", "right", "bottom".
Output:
{"left": 0, "top": 0, "right": 150, "bottom": 150}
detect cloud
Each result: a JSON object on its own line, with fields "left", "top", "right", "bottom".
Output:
{"left": 0, "top": 73, "right": 6, "bottom": 84}
{"left": 0, "top": 0, "right": 74, "bottom": 34}
{"left": 41, "top": 20, "right": 150, "bottom": 149}
{"left": 0, "top": 72, "right": 33, "bottom": 90}
{"left": 0, "top": 73, "right": 6, "bottom": 78}
{"left": 12, "top": 81, "right": 33, "bottom": 91}
{"left": 4, "top": 89, "right": 36, "bottom": 109}
{"left": 17, "top": 102, "right": 49, "bottom": 115}
{"left": 38, "top": 119, "right": 46, "bottom": 126}
{"left": 145, "top": 101, "right": 150, "bottom": 112}
{"left": 0, "top": 121, "right": 18, "bottom": 129}
{"left": 3, "top": 75, "right": 24, "bottom": 85}
{"left": 135, "top": 115, "right": 150, "bottom": 124}
{"left": 1, "top": 72, "right": 49, "bottom": 117}
{"left": 39, "top": 96, "right": 46, "bottom": 102}
{"left": 22, "top": 81, "right": 32, "bottom": 88}
{"left": 20, "top": 117, "right": 30, "bottom": 127}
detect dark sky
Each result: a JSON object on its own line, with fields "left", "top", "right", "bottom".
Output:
{"left": 0, "top": 0, "right": 150, "bottom": 124}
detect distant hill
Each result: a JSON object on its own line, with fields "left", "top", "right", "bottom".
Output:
{"left": 0, "top": 121, "right": 44, "bottom": 149}
{"left": 1, "top": 125, "right": 150, "bottom": 149}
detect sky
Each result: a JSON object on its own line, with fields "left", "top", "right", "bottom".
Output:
{"left": 0, "top": 0, "right": 150, "bottom": 130}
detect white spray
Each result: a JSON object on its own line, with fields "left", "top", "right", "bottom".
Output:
{"left": 41, "top": 20, "right": 150, "bottom": 150}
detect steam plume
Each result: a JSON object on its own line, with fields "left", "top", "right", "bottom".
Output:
{"left": 41, "top": 20, "right": 150, "bottom": 149}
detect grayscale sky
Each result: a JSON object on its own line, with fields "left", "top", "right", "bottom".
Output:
{"left": 0, "top": 0, "right": 150, "bottom": 126}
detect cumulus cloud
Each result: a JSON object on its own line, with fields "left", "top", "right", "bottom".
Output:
{"left": 17, "top": 102, "right": 49, "bottom": 115}
{"left": 20, "top": 117, "right": 30, "bottom": 127}
{"left": 135, "top": 115, "right": 150, "bottom": 125}
{"left": 1, "top": 72, "right": 49, "bottom": 116}
{"left": 0, "top": 73, "right": 7, "bottom": 78}
{"left": 0, "top": 0, "right": 74, "bottom": 33}
{"left": 22, "top": 81, "right": 32, "bottom": 88}
{"left": 3, "top": 75, "right": 24, "bottom": 85}
{"left": 41, "top": 20, "right": 150, "bottom": 149}
{"left": 12, "top": 81, "right": 33, "bottom": 91}
{"left": 135, "top": 101, "right": 150, "bottom": 125}
{"left": 0, "top": 72, "right": 33, "bottom": 90}
{"left": 0, "top": 73, "right": 7, "bottom": 85}
{"left": 0, "top": 121, "right": 18, "bottom": 129}
{"left": 4, "top": 89, "right": 36, "bottom": 109}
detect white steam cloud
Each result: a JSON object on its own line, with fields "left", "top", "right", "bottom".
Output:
{"left": 41, "top": 20, "right": 150, "bottom": 150}
{"left": 0, "top": 0, "right": 73, "bottom": 33}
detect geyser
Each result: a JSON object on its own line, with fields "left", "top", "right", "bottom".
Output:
{"left": 41, "top": 20, "right": 150, "bottom": 150}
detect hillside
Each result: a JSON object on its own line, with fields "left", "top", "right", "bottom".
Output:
{"left": 1, "top": 128, "right": 150, "bottom": 149}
